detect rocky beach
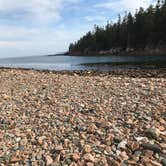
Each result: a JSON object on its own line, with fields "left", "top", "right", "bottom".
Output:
{"left": 0, "top": 68, "right": 166, "bottom": 166}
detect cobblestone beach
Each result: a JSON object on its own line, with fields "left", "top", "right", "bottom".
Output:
{"left": 0, "top": 69, "right": 166, "bottom": 166}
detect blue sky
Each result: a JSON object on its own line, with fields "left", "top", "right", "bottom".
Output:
{"left": 0, "top": 0, "right": 155, "bottom": 58}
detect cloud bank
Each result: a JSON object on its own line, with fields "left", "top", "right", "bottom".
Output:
{"left": 0, "top": 0, "right": 80, "bottom": 23}
{"left": 95, "top": 0, "right": 155, "bottom": 13}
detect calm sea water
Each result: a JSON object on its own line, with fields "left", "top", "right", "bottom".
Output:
{"left": 0, "top": 55, "right": 166, "bottom": 71}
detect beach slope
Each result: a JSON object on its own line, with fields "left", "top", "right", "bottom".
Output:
{"left": 0, "top": 69, "right": 166, "bottom": 165}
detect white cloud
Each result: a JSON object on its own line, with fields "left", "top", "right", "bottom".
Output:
{"left": 0, "top": 0, "right": 79, "bottom": 23}
{"left": 94, "top": 0, "right": 155, "bottom": 13}
{"left": 0, "top": 25, "right": 86, "bottom": 57}
{"left": 84, "top": 15, "right": 107, "bottom": 22}
{"left": 0, "top": 0, "right": 83, "bottom": 58}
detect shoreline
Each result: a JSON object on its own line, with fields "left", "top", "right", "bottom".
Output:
{"left": 67, "top": 48, "right": 166, "bottom": 57}
{"left": 0, "top": 67, "right": 166, "bottom": 78}
{"left": 0, "top": 68, "right": 166, "bottom": 165}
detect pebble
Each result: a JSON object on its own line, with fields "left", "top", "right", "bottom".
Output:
{"left": 145, "top": 128, "right": 161, "bottom": 140}
{"left": 0, "top": 69, "right": 165, "bottom": 165}
{"left": 83, "top": 153, "right": 95, "bottom": 162}
{"left": 144, "top": 150, "right": 154, "bottom": 158}
{"left": 86, "top": 162, "right": 94, "bottom": 166}
{"left": 71, "top": 153, "right": 80, "bottom": 161}
{"left": 161, "top": 159, "right": 166, "bottom": 166}
{"left": 132, "top": 155, "right": 140, "bottom": 162}
{"left": 117, "top": 140, "right": 127, "bottom": 149}
{"left": 127, "top": 141, "right": 140, "bottom": 151}
{"left": 10, "top": 156, "right": 20, "bottom": 163}
{"left": 150, "top": 160, "right": 162, "bottom": 166}
{"left": 15, "top": 137, "right": 21, "bottom": 142}
{"left": 20, "top": 138, "right": 28, "bottom": 146}
{"left": 107, "top": 159, "right": 120, "bottom": 166}
{"left": 37, "top": 136, "right": 46, "bottom": 145}
{"left": 54, "top": 145, "right": 63, "bottom": 151}
{"left": 120, "top": 151, "right": 129, "bottom": 160}
{"left": 87, "top": 124, "right": 97, "bottom": 133}
{"left": 84, "top": 144, "right": 92, "bottom": 153}
{"left": 45, "top": 155, "right": 53, "bottom": 165}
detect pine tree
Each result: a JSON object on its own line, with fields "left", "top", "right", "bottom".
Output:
{"left": 69, "top": 0, "right": 166, "bottom": 54}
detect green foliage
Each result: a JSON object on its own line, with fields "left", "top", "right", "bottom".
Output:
{"left": 69, "top": 1, "right": 166, "bottom": 53}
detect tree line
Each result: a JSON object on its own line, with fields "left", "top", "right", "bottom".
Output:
{"left": 69, "top": 0, "right": 166, "bottom": 54}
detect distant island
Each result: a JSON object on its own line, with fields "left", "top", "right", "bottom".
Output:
{"left": 68, "top": 0, "right": 166, "bottom": 56}
{"left": 47, "top": 52, "right": 69, "bottom": 56}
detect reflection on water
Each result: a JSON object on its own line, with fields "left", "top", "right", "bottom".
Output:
{"left": 0, "top": 55, "right": 166, "bottom": 71}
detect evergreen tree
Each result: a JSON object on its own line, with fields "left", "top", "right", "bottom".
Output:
{"left": 69, "top": 0, "right": 166, "bottom": 54}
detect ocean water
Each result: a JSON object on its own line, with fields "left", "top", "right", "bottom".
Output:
{"left": 0, "top": 54, "right": 166, "bottom": 71}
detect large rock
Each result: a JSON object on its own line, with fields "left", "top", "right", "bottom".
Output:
{"left": 141, "top": 143, "right": 162, "bottom": 153}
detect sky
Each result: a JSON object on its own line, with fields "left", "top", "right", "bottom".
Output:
{"left": 0, "top": 0, "right": 156, "bottom": 58}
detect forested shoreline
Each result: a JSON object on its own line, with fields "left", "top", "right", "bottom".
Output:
{"left": 69, "top": 0, "right": 166, "bottom": 55}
